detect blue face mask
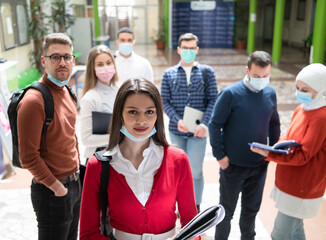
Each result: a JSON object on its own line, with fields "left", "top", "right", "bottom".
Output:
{"left": 119, "top": 43, "right": 133, "bottom": 56}
{"left": 48, "top": 73, "right": 71, "bottom": 87}
{"left": 180, "top": 49, "right": 197, "bottom": 63}
{"left": 120, "top": 126, "right": 157, "bottom": 142}
{"left": 296, "top": 90, "right": 313, "bottom": 105}
{"left": 249, "top": 77, "right": 270, "bottom": 91}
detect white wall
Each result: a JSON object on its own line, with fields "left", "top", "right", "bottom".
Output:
{"left": 0, "top": 43, "right": 32, "bottom": 74}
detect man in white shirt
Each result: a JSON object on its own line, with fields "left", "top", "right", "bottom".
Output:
{"left": 115, "top": 27, "right": 154, "bottom": 83}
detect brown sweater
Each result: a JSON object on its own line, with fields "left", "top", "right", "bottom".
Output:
{"left": 17, "top": 74, "right": 79, "bottom": 187}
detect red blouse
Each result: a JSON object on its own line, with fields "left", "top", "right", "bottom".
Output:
{"left": 80, "top": 145, "right": 199, "bottom": 240}
{"left": 266, "top": 105, "right": 326, "bottom": 199}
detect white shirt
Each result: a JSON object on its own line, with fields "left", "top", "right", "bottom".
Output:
{"left": 115, "top": 51, "right": 154, "bottom": 83}
{"left": 94, "top": 81, "right": 118, "bottom": 113}
{"left": 79, "top": 82, "right": 118, "bottom": 159}
{"left": 182, "top": 66, "right": 192, "bottom": 85}
{"left": 107, "top": 139, "right": 164, "bottom": 206}
{"left": 271, "top": 186, "right": 323, "bottom": 219}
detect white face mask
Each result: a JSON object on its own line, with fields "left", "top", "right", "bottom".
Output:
{"left": 249, "top": 77, "right": 270, "bottom": 91}
{"left": 120, "top": 126, "right": 156, "bottom": 142}
{"left": 119, "top": 43, "right": 133, "bottom": 56}
{"left": 48, "top": 73, "right": 71, "bottom": 87}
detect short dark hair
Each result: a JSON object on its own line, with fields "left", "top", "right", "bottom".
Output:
{"left": 178, "top": 33, "right": 199, "bottom": 46}
{"left": 117, "top": 27, "right": 134, "bottom": 39}
{"left": 43, "top": 33, "right": 73, "bottom": 55}
{"left": 108, "top": 79, "right": 168, "bottom": 150}
{"left": 247, "top": 51, "right": 272, "bottom": 70}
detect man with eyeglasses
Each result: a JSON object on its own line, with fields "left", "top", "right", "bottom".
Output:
{"left": 115, "top": 27, "right": 154, "bottom": 83}
{"left": 161, "top": 33, "right": 218, "bottom": 213}
{"left": 17, "top": 33, "right": 81, "bottom": 240}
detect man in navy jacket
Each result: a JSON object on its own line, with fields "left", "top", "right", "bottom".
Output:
{"left": 209, "top": 51, "right": 280, "bottom": 240}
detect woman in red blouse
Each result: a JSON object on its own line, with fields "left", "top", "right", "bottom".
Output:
{"left": 251, "top": 63, "right": 326, "bottom": 240}
{"left": 80, "top": 78, "right": 199, "bottom": 240}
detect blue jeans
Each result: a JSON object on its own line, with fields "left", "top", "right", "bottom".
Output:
{"left": 31, "top": 179, "right": 81, "bottom": 240}
{"left": 215, "top": 162, "right": 268, "bottom": 240}
{"left": 271, "top": 211, "right": 306, "bottom": 240}
{"left": 169, "top": 131, "right": 206, "bottom": 205}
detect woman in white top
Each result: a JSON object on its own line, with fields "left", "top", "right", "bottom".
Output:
{"left": 80, "top": 45, "right": 119, "bottom": 160}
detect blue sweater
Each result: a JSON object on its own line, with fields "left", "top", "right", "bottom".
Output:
{"left": 209, "top": 80, "right": 280, "bottom": 167}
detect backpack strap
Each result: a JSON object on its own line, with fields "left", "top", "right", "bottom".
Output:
{"left": 95, "top": 150, "right": 115, "bottom": 238}
{"left": 199, "top": 65, "right": 209, "bottom": 107}
{"left": 65, "top": 84, "right": 77, "bottom": 103}
{"left": 29, "top": 82, "right": 54, "bottom": 152}
{"left": 199, "top": 64, "right": 208, "bottom": 86}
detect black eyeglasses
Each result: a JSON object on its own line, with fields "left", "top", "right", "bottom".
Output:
{"left": 44, "top": 54, "right": 75, "bottom": 64}
{"left": 180, "top": 47, "right": 197, "bottom": 51}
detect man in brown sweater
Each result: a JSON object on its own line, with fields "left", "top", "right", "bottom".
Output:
{"left": 17, "top": 33, "right": 80, "bottom": 240}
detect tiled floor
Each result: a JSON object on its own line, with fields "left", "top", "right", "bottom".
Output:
{"left": 1, "top": 43, "right": 326, "bottom": 239}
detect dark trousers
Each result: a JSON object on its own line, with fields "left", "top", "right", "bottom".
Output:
{"left": 31, "top": 179, "right": 81, "bottom": 240}
{"left": 215, "top": 162, "right": 268, "bottom": 240}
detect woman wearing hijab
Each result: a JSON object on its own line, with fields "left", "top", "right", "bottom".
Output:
{"left": 251, "top": 63, "right": 326, "bottom": 240}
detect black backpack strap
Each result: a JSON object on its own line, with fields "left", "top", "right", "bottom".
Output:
{"left": 65, "top": 84, "right": 77, "bottom": 103}
{"left": 95, "top": 150, "right": 115, "bottom": 238}
{"left": 199, "top": 65, "right": 209, "bottom": 107}
{"left": 30, "top": 82, "right": 54, "bottom": 152}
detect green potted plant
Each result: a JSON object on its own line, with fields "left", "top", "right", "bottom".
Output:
{"left": 155, "top": 17, "right": 166, "bottom": 50}
{"left": 29, "top": 0, "right": 49, "bottom": 73}
{"left": 50, "top": 0, "right": 76, "bottom": 33}
{"left": 235, "top": 4, "right": 248, "bottom": 50}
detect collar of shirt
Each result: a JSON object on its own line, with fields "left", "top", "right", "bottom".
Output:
{"left": 106, "top": 139, "right": 164, "bottom": 205}
{"left": 105, "top": 138, "right": 164, "bottom": 174}
{"left": 95, "top": 81, "right": 117, "bottom": 112}
{"left": 115, "top": 50, "right": 135, "bottom": 61}
{"left": 243, "top": 75, "right": 260, "bottom": 93}
{"left": 177, "top": 60, "right": 199, "bottom": 70}
{"left": 177, "top": 61, "right": 199, "bottom": 85}
{"left": 95, "top": 81, "right": 112, "bottom": 92}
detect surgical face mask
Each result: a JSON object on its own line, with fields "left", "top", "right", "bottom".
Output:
{"left": 95, "top": 66, "right": 115, "bottom": 84}
{"left": 295, "top": 90, "right": 314, "bottom": 105}
{"left": 120, "top": 126, "right": 157, "bottom": 142}
{"left": 180, "top": 49, "right": 197, "bottom": 63}
{"left": 119, "top": 43, "right": 133, "bottom": 56}
{"left": 249, "top": 77, "right": 270, "bottom": 91}
{"left": 47, "top": 73, "right": 71, "bottom": 87}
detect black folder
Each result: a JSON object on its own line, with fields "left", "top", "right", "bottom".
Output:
{"left": 171, "top": 205, "right": 225, "bottom": 240}
{"left": 92, "top": 111, "right": 112, "bottom": 134}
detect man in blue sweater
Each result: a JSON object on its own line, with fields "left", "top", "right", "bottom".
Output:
{"left": 209, "top": 51, "right": 280, "bottom": 240}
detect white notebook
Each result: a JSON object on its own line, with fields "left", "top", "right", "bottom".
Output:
{"left": 183, "top": 106, "right": 204, "bottom": 133}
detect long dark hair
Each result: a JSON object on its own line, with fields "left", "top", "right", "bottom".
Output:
{"left": 108, "top": 79, "right": 169, "bottom": 150}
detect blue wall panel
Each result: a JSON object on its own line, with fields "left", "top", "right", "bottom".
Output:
{"left": 172, "top": 1, "right": 235, "bottom": 49}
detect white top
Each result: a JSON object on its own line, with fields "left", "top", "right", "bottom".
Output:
{"left": 79, "top": 82, "right": 118, "bottom": 159}
{"left": 271, "top": 186, "right": 323, "bottom": 219}
{"left": 115, "top": 51, "right": 154, "bottom": 83}
{"left": 107, "top": 139, "right": 164, "bottom": 206}
{"left": 182, "top": 66, "right": 192, "bottom": 85}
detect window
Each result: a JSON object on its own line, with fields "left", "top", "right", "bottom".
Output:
{"left": 284, "top": 0, "right": 291, "bottom": 20}
{"left": 296, "top": 0, "right": 306, "bottom": 21}
{"left": 0, "top": 0, "right": 29, "bottom": 50}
